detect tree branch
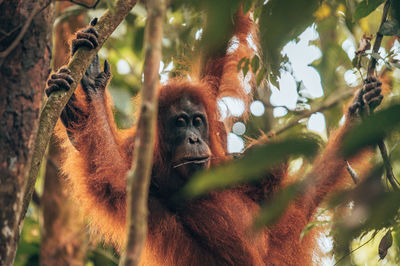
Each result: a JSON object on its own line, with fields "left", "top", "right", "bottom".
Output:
{"left": 21, "top": 0, "right": 138, "bottom": 223}
{"left": 56, "top": 0, "right": 101, "bottom": 9}
{"left": 119, "top": 0, "right": 166, "bottom": 264}
{"left": 366, "top": 0, "right": 398, "bottom": 190}
{"left": 367, "top": 0, "right": 391, "bottom": 77}
{"left": 265, "top": 90, "right": 354, "bottom": 139}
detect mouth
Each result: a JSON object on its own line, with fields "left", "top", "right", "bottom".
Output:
{"left": 172, "top": 156, "right": 210, "bottom": 168}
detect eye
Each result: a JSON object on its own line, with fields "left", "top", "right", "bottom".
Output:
{"left": 193, "top": 116, "right": 202, "bottom": 127}
{"left": 175, "top": 117, "right": 186, "bottom": 127}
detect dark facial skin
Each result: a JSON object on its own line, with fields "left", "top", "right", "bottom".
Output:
{"left": 162, "top": 95, "right": 211, "bottom": 181}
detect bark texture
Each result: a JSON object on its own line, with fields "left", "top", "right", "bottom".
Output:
{"left": 121, "top": 0, "right": 165, "bottom": 265}
{"left": 40, "top": 4, "right": 88, "bottom": 265}
{"left": 0, "top": 1, "right": 54, "bottom": 265}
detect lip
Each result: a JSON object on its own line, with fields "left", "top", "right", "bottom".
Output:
{"left": 173, "top": 156, "right": 210, "bottom": 168}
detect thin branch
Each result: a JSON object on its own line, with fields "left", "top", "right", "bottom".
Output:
{"left": 367, "top": 0, "right": 391, "bottom": 77}
{"left": 265, "top": 90, "right": 354, "bottom": 139}
{"left": 0, "top": 0, "right": 52, "bottom": 66}
{"left": 21, "top": 0, "right": 138, "bottom": 223}
{"left": 346, "top": 160, "right": 360, "bottom": 184}
{"left": 365, "top": 0, "right": 398, "bottom": 190}
{"left": 334, "top": 236, "right": 375, "bottom": 266}
{"left": 0, "top": 26, "right": 22, "bottom": 42}
{"left": 120, "top": 0, "right": 166, "bottom": 264}
{"left": 57, "top": 0, "right": 101, "bottom": 9}
{"left": 378, "top": 141, "right": 399, "bottom": 187}
{"left": 0, "top": 4, "right": 41, "bottom": 63}
{"left": 0, "top": 0, "right": 52, "bottom": 46}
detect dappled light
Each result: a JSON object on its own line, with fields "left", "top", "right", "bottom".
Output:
{"left": 2, "top": 0, "right": 400, "bottom": 265}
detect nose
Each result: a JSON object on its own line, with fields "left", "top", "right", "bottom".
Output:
{"left": 188, "top": 134, "right": 199, "bottom": 144}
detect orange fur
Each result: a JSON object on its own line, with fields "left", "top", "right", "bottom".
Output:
{"left": 54, "top": 10, "right": 372, "bottom": 265}
{"left": 202, "top": 9, "right": 258, "bottom": 105}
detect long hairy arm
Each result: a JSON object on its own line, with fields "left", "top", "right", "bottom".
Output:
{"left": 201, "top": 7, "right": 258, "bottom": 119}
{"left": 48, "top": 21, "right": 134, "bottom": 247}
{"left": 266, "top": 79, "right": 383, "bottom": 263}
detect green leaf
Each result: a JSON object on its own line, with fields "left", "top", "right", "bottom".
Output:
{"left": 243, "top": 0, "right": 253, "bottom": 14}
{"left": 353, "top": 0, "right": 383, "bottom": 21}
{"left": 392, "top": 0, "right": 400, "bottom": 24}
{"left": 200, "top": 0, "right": 241, "bottom": 60}
{"left": 251, "top": 55, "right": 260, "bottom": 73}
{"left": 342, "top": 104, "right": 400, "bottom": 157}
{"left": 133, "top": 26, "right": 145, "bottom": 54}
{"left": 253, "top": 6, "right": 262, "bottom": 21}
{"left": 254, "top": 182, "right": 303, "bottom": 229}
{"left": 330, "top": 165, "right": 400, "bottom": 250}
{"left": 243, "top": 59, "right": 250, "bottom": 77}
{"left": 237, "top": 57, "right": 248, "bottom": 72}
{"left": 300, "top": 221, "right": 329, "bottom": 240}
{"left": 379, "top": 20, "right": 400, "bottom": 36}
{"left": 230, "top": 0, "right": 242, "bottom": 19}
{"left": 260, "top": 0, "right": 319, "bottom": 81}
{"left": 182, "top": 135, "right": 320, "bottom": 198}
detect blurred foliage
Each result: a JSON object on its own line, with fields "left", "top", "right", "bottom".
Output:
{"left": 15, "top": 217, "right": 40, "bottom": 266}
{"left": 182, "top": 135, "right": 321, "bottom": 198}
{"left": 353, "top": 0, "right": 384, "bottom": 22}
{"left": 15, "top": 0, "right": 400, "bottom": 265}
{"left": 342, "top": 104, "right": 400, "bottom": 157}
{"left": 260, "top": 0, "right": 320, "bottom": 84}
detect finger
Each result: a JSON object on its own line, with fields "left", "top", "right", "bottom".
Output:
{"left": 67, "top": 102, "right": 85, "bottom": 118}
{"left": 103, "top": 59, "right": 110, "bottom": 75}
{"left": 348, "top": 102, "right": 361, "bottom": 115}
{"left": 48, "top": 78, "right": 71, "bottom": 90}
{"left": 83, "top": 27, "right": 99, "bottom": 38}
{"left": 90, "top": 17, "right": 98, "bottom": 26}
{"left": 364, "top": 81, "right": 382, "bottom": 92}
{"left": 354, "top": 88, "right": 364, "bottom": 103}
{"left": 95, "top": 73, "right": 109, "bottom": 90}
{"left": 46, "top": 84, "right": 59, "bottom": 97}
{"left": 72, "top": 38, "right": 94, "bottom": 50}
{"left": 363, "top": 87, "right": 381, "bottom": 102}
{"left": 59, "top": 67, "right": 71, "bottom": 74}
{"left": 61, "top": 107, "right": 78, "bottom": 128}
{"left": 365, "top": 77, "right": 377, "bottom": 83}
{"left": 368, "top": 95, "right": 383, "bottom": 109}
{"left": 62, "top": 100, "right": 86, "bottom": 126}
{"left": 76, "top": 32, "right": 98, "bottom": 48}
{"left": 51, "top": 73, "right": 74, "bottom": 84}
{"left": 86, "top": 54, "right": 101, "bottom": 77}
{"left": 81, "top": 76, "right": 95, "bottom": 94}
{"left": 72, "top": 39, "right": 94, "bottom": 55}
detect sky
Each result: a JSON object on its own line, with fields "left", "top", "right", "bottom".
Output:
{"left": 227, "top": 25, "right": 328, "bottom": 153}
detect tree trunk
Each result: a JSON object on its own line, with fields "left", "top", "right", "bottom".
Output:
{"left": 40, "top": 3, "right": 88, "bottom": 265}
{"left": 0, "top": 1, "right": 54, "bottom": 265}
